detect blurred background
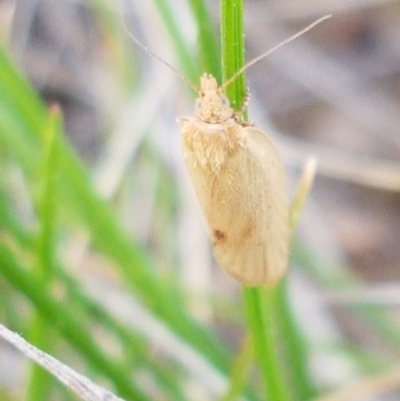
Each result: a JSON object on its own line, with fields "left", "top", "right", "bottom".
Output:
{"left": 1, "top": 0, "right": 400, "bottom": 400}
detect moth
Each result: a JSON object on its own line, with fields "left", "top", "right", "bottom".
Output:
{"left": 123, "top": 15, "right": 330, "bottom": 286}
{"left": 178, "top": 73, "right": 288, "bottom": 286}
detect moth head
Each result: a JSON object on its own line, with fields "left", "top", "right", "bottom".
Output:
{"left": 194, "top": 74, "right": 234, "bottom": 123}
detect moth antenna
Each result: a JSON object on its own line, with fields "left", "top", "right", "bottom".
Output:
{"left": 119, "top": 3, "right": 198, "bottom": 93}
{"left": 221, "top": 14, "right": 332, "bottom": 92}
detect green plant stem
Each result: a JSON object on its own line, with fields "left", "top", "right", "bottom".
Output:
{"left": 220, "top": 1, "right": 290, "bottom": 399}
{"left": 243, "top": 287, "right": 290, "bottom": 401}
{"left": 221, "top": 0, "right": 246, "bottom": 109}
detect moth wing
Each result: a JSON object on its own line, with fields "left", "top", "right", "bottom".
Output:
{"left": 184, "top": 126, "right": 289, "bottom": 287}
{"left": 214, "top": 127, "right": 289, "bottom": 286}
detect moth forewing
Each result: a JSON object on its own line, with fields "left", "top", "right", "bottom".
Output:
{"left": 235, "top": 127, "right": 290, "bottom": 285}
{"left": 179, "top": 75, "right": 289, "bottom": 287}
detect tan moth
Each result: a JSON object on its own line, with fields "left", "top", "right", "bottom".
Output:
{"left": 123, "top": 13, "right": 330, "bottom": 286}
{"left": 178, "top": 74, "right": 288, "bottom": 286}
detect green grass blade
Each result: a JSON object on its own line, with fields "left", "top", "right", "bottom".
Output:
{"left": 25, "top": 106, "right": 63, "bottom": 401}
{"left": 187, "top": 0, "right": 221, "bottom": 80}
{"left": 152, "top": 0, "right": 199, "bottom": 82}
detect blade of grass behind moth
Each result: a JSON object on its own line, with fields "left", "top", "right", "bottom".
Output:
{"left": 273, "top": 159, "right": 319, "bottom": 400}
{"left": 187, "top": 0, "right": 221, "bottom": 80}
{"left": 151, "top": 0, "right": 199, "bottom": 82}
